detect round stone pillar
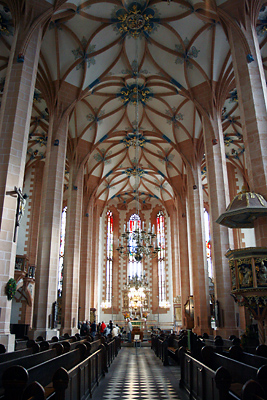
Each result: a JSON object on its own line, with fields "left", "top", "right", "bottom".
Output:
{"left": 187, "top": 166, "right": 210, "bottom": 334}
{"left": 203, "top": 115, "right": 237, "bottom": 337}
{"left": 228, "top": 16, "right": 267, "bottom": 247}
{"left": 32, "top": 115, "right": 68, "bottom": 340}
{"left": 0, "top": 25, "right": 42, "bottom": 350}
{"left": 61, "top": 164, "right": 84, "bottom": 335}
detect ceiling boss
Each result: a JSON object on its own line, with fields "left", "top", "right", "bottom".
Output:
{"left": 113, "top": 2, "right": 159, "bottom": 39}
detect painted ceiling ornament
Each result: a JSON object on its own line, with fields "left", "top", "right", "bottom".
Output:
{"left": 157, "top": 149, "right": 174, "bottom": 169}
{"left": 33, "top": 90, "right": 42, "bottom": 103}
{"left": 201, "top": 166, "right": 207, "bottom": 177}
{"left": 29, "top": 134, "right": 47, "bottom": 147}
{"left": 154, "top": 179, "right": 167, "bottom": 191}
{"left": 27, "top": 148, "right": 45, "bottom": 160}
{"left": 0, "top": 11, "right": 13, "bottom": 37}
{"left": 112, "top": 1, "right": 159, "bottom": 39}
{"left": 121, "top": 60, "right": 149, "bottom": 77}
{"left": 72, "top": 37, "right": 96, "bottom": 70}
{"left": 86, "top": 108, "right": 105, "bottom": 129}
{"left": 118, "top": 84, "right": 153, "bottom": 105}
{"left": 229, "top": 89, "right": 238, "bottom": 103}
{"left": 165, "top": 107, "right": 184, "bottom": 126}
{"left": 122, "top": 131, "right": 148, "bottom": 148}
{"left": 257, "top": 7, "right": 267, "bottom": 36}
{"left": 93, "top": 148, "right": 112, "bottom": 164}
{"left": 175, "top": 38, "right": 200, "bottom": 69}
{"left": 124, "top": 166, "right": 145, "bottom": 177}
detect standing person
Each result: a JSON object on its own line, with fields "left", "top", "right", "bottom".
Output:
{"left": 91, "top": 320, "right": 96, "bottom": 338}
{"left": 126, "top": 319, "right": 132, "bottom": 343}
{"left": 111, "top": 325, "right": 118, "bottom": 338}
{"left": 80, "top": 321, "right": 87, "bottom": 336}
{"left": 108, "top": 320, "right": 113, "bottom": 332}
{"left": 100, "top": 321, "right": 106, "bottom": 335}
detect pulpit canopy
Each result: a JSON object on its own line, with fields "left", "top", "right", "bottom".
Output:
{"left": 216, "top": 192, "right": 267, "bottom": 228}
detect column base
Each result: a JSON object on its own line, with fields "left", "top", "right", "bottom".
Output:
{"left": 60, "top": 327, "right": 79, "bottom": 337}
{"left": 193, "top": 326, "right": 212, "bottom": 336}
{"left": 0, "top": 334, "right": 15, "bottom": 352}
{"left": 213, "top": 327, "right": 239, "bottom": 339}
{"left": 29, "top": 328, "right": 59, "bottom": 341}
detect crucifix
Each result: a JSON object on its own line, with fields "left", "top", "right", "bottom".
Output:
{"left": 12, "top": 186, "right": 28, "bottom": 242}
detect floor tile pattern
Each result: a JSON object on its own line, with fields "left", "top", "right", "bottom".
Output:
{"left": 93, "top": 347, "right": 184, "bottom": 400}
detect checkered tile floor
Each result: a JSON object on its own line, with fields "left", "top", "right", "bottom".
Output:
{"left": 92, "top": 347, "right": 187, "bottom": 400}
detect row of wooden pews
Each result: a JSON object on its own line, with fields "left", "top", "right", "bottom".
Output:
{"left": 151, "top": 331, "right": 267, "bottom": 399}
{"left": 0, "top": 333, "right": 121, "bottom": 400}
{"left": 179, "top": 334, "right": 267, "bottom": 400}
{"left": 151, "top": 330, "right": 188, "bottom": 366}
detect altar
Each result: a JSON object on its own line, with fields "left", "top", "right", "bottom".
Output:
{"left": 131, "top": 324, "right": 144, "bottom": 342}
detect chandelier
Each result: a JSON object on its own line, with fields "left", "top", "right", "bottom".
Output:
{"left": 117, "top": 219, "right": 159, "bottom": 261}
{"left": 101, "top": 300, "right": 111, "bottom": 309}
{"left": 125, "top": 274, "right": 149, "bottom": 313}
{"left": 159, "top": 300, "right": 171, "bottom": 308}
{"left": 124, "top": 273, "right": 149, "bottom": 290}
{"left": 116, "top": 36, "right": 160, "bottom": 262}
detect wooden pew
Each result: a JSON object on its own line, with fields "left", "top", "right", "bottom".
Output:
{"left": 167, "top": 333, "right": 188, "bottom": 364}
{"left": 52, "top": 344, "right": 107, "bottom": 399}
{"left": 180, "top": 346, "right": 266, "bottom": 400}
{"left": 2, "top": 343, "right": 87, "bottom": 400}
{"left": 0, "top": 343, "right": 40, "bottom": 364}
{"left": 151, "top": 332, "right": 187, "bottom": 365}
{"left": 224, "top": 345, "right": 267, "bottom": 369}
{"left": 15, "top": 338, "right": 121, "bottom": 400}
{"left": 201, "top": 346, "right": 267, "bottom": 398}
{"left": 52, "top": 338, "right": 121, "bottom": 399}
{"left": 179, "top": 346, "right": 233, "bottom": 400}
{"left": 198, "top": 336, "right": 240, "bottom": 354}
{"left": 0, "top": 343, "right": 64, "bottom": 397}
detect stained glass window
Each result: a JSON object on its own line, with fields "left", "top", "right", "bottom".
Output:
{"left": 204, "top": 209, "right": 212, "bottom": 277}
{"left": 128, "top": 214, "right": 142, "bottom": 279}
{"left": 106, "top": 210, "right": 113, "bottom": 303}
{"left": 58, "top": 206, "right": 67, "bottom": 297}
{"left": 157, "top": 211, "right": 166, "bottom": 305}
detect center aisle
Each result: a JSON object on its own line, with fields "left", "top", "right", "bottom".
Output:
{"left": 92, "top": 346, "right": 188, "bottom": 400}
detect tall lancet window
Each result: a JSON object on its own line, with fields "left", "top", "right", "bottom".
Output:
{"left": 128, "top": 213, "right": 142, "bottom": 279}
{"left": 58, "top": 206, "right": 67, "bottom": 297}
{"left": 106, "top": 210, "right": 113, "bottom": 304}
{"left": 204, "top": 209, "right": 212, "bottom": 278}
{"left": 157, "top": 211, "right": 166, "bottom": 305}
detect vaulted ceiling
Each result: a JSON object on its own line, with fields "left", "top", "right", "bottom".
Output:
{"left": 1, "top": 0, "right": 267, "bottom": 211}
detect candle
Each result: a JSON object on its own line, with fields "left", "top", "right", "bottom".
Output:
{"left": 152, "top": 224, "right": 155, "bottom": 234}
{"left": 124, "top": 224, "right": 126, "bottom": 233}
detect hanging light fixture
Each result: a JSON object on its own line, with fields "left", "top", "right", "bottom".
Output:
{"left": 116, "top": 34, "right": 160, "bottom": 262}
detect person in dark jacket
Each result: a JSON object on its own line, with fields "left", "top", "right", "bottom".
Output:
{"left": 91, "top": 320, "right": 96, "bottom": 337}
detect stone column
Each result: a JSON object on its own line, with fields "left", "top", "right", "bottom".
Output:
{"left": 169, "top": 204, "right": 180, "bottom": 301}
{"left": 226, "top": 163, "right": 242, "bottom": 249}
{"left": 61, "top": 164, "right": 84, "bottom": 335}
{"left": 79, "top": 206, "right": 92, "bottom": 322}
{"left": 91, "top": 204, "right": 101, "bottom": 314}
{"left": 187, "top": 167, "right": 210, "bottom": 334}
{"left": 32, "top": 114, "right": 68, "bottom": 340}
{"left": 228, "top": 17, "right": 267, "bottom": 246}
{"left": 27, "top": 162, "right": 45, "bottom": 266}
{"left": 177, "top": 196, "right": 191, "bottom": 330}
{"left": 203, "top": 115, "right": 237, "bottom": 337}
{"left": 0, "top": 26, "right": 42, "bottom": 350}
